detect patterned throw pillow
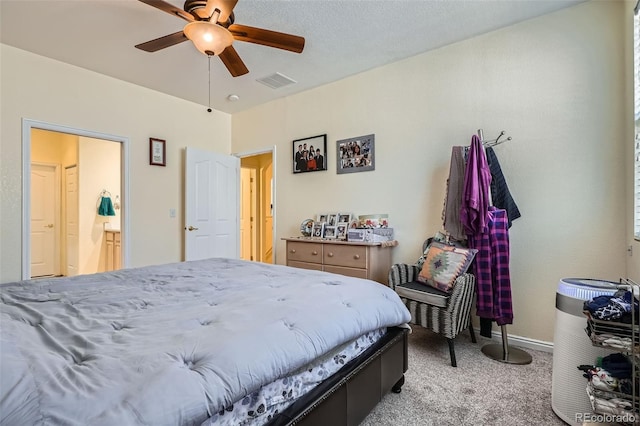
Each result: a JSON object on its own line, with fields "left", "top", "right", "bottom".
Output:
{"left": 417, "top": 242, "right": 477, "bottom": 293}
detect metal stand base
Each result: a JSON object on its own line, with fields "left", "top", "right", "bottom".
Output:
{"left": 481, "top": 324, "right": 532, "bottom": 365}
{"left": 481, "top": 343, "right": 532, "bottom": 364}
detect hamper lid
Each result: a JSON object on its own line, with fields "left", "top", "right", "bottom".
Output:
{"left": 557, "top": 278, "right": 619, "bottom": 301}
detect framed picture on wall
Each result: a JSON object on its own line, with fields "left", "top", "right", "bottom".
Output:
{"left": 149, "top": 138, "right": 166, "bottom": 166}
{"left": 336, "top": 134, "right": 374, "bottom": 174}
{"left": 293, "top": 134, "right": 327, "bottom": 174}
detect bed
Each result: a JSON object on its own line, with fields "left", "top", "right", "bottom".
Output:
{"left": 0, "top": 258, "right": 410, "bottom": 425}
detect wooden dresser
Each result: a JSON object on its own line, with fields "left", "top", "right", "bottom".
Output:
{"left": 282, "top": 237, "right": 395, "bottom": 285}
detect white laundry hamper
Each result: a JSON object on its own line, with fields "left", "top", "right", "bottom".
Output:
{"left": 551, "top": 278, "right": 619, "bottom": 425}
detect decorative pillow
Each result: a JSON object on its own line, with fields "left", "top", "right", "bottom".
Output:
{"left": 417, "top": 242, "right": 477, "bottom": 293}
{"left": 416, "top": 232, "right": 466, "bottom": 268}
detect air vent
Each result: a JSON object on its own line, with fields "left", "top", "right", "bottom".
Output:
{"left": 256, "top": 72, "right": 297, "bottom": 89}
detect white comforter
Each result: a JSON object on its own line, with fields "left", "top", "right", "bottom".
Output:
{"left": 0, "top": 258, "right": 410, "bottom": 425}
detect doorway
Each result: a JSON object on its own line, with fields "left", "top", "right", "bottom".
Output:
{"left": 22, "top": 119, "right": 129, "bottom": 280}
{"left": 237, "top": 148, "right": 275, "bottom": 264}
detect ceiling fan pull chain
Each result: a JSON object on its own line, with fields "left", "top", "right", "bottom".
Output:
{"left": 207, "top": 54, "right": 212, "bottom": 113}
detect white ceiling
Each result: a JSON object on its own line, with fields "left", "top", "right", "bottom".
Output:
{"left": 0, "top": 0, "right": 585, "bottom": 114}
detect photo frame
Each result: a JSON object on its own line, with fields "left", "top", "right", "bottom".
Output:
{"left": 323, "top": 226, "right": 337, "bottom": 239}
{"left": 327, "top": 214, "right": 338, "bottom": 226}
{"left": 293, "top": 134, "right": 327, "bottom": 174}
{"left": 336, "top": 134, "right": 375, "bottom": 174}
{"left": 336, "top": 223, "right": 348, "bottom": 240}
{"left": 149, "top": 138, "right": 166, "bottom": 166}
{"left": 338, "top": 213, "right": 352, "bottom": 224}
{"left": 312, "top": 222, "right": 325, "bottom": 238}
{"left": 316, "top": 214, "right": 328, "bottom": 223}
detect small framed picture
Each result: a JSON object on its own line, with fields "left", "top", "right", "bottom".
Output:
{"left": 336, "top": 223, "right": 348, "bottom": 240}
{"left": 324, "top": 226, "right": 337, "bottom": 239}
{"left": 348, "top": 219, "right": 360, "bottom": 229}
{"left": 316, "top": 214, "right": 328, "bottom": 223}
{"left": 338, "top": 213, "right": 352, "bottom": 223}
{"left": 312, "top": 222, "right": 324, "bottom": 238}
{"left": 327, "top": 214, "right": 338, "bottom": 226}
{"left": 149, "top": 138, "right": 166, "bottom": 166}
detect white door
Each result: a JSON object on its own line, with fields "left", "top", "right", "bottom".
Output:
{"left": 65, "top": 165, "right": 79, "bottom": 276}
{"left": 30, "top": 164, "right": 58, "bottom": 277}
{"left": 185, "top": 147, "right": 240, "bottom": 261}
{"left": 240, "top": 167, "right": 252, "bottom": 260}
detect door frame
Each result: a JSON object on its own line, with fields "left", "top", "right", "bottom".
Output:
{"left": 234, "top": 146, "right": 277, "bottom": 264}
{"left": 21, "top": 119, "right": 130, "bottom": 280}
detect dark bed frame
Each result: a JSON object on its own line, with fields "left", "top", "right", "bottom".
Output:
{"left": 268, "top": 326, "right": 409, "bottom": 426}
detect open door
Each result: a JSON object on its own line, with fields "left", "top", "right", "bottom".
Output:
{"left": 185, "top": 147, "right": 240, "bottom": 261}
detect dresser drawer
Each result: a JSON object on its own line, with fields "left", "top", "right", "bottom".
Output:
{"left": 286, "top": 241, "right": 323, "bottom": 264}
{"left": 288, "top": 260, "right": 323, "bottom": 271}
{"left": 323, "top": 244, "right": 367, "bottom": 269}
{"left": 324, "top": 265, "right": 368, "bottom": 280}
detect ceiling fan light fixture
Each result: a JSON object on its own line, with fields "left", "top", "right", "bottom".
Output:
{"left": 184, "top": 21, "right": 233, "bottom": 56}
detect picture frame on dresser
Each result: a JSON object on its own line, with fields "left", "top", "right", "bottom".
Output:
{"left": 324, "top": 226, "right": 337, "bottom": 239}
{"left": 336, "top": 223, "right": 348, "bottom": 240}
{"left": 312, "top": 222, "right": 324, "bottom": 238}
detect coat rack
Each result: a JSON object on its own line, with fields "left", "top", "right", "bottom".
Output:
{"left": 477, "top": 129, "right": 531, "bottom": 365}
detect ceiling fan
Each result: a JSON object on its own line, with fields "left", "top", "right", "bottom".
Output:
{"left": 135, "top": 0, "right": 305, "bottom": 77}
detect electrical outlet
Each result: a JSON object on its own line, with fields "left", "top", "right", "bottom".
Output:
{"left": 169, "top": 209, "right": 176, "bottom": 218}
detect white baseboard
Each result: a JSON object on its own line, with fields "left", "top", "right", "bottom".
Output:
{"left": 473, "top": 327, "right": 554, "bottom": 353}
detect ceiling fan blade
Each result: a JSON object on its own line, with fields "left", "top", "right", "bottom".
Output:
{"left": 138, "top": 0, "right": 195, "bottom": 22}
{"left": 204, "top": 0, "right": 238, "bottom": 24}
{"left": 135, "top": 31, "right": 189, "bottom": 52}
{"left": 228, "top": 24, "right": 305, "bottom": 53}
{"left": 219, "top": 45, "right": 249, "bottom": 77}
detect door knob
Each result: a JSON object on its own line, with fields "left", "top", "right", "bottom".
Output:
{"left": 187, "top": 226, "right": 199, "bottom": 231}
{"left": 45, "top": 224, "right": 53, "bottom": 228}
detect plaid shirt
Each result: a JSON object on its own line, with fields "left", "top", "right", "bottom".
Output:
{"left": 469, "top": 207, "right": 513, "bottom": 326}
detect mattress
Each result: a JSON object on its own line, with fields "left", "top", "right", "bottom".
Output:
{"left": 0, "top": 258, "right": 410, "bottom": 425}
{"left": 205, "top": 328, "right": 386, "bottom": 426}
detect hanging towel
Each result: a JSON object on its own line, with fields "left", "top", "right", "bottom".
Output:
{"left": 98, "top": 196, "right": 116, "bottom": 216}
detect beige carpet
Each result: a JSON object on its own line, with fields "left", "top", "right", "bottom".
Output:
{"left": 361, "top": 326, "right": 566, "bottom": 426}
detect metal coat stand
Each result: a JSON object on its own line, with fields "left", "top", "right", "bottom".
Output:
{"left": 477, "top": 128, "right": 532, "bottom": 365}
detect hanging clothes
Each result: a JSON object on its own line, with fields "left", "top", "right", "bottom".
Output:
{"left": 460, "top": 135, "right": 491, "bottom": 236}
{"left": 468, "top": 206, "right": 514, "bottom": 327}
{"left": 485, "top": 147, "right": 521, "bottom": 228}
{"left": 442, "top": 146, "right": 467, "bottom": 241}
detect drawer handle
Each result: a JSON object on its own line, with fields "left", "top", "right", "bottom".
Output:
{"left": 312, "top": 251, "right": 318, "bottom": 256}
{"left": 290, "top": 249, "right": 296, "bottom": 253}
{"left": 327, "top": 252, "right": 333, "bottom": 257}
{"left": 353, "top": 254, "right": 360, "bottom": 260}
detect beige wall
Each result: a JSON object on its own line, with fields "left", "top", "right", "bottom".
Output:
{"left": 232, "top": 0, "right": 633, "bottom": 342}
{"left": 0, "top": 44, "right": 232, "bottom": 282}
